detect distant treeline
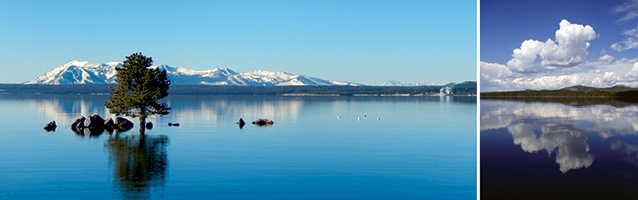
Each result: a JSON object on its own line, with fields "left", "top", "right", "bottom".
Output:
{"left": 481, "top": 90, "right": 620, "bottom": 98}
{"left": 482, "top": 87, "right": 638, "bottom": 106}
{"left": 0, "top": 82, "right": 476, "bottom": 96}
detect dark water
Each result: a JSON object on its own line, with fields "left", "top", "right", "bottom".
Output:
{"left": 0, "top": 95, "right": 476, "bottom": 199}
{"left": 481, "top": 100, "right": 638, "bottom": 199}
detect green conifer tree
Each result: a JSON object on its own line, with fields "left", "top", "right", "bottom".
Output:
{"left": 104, "top": 52, "right": 171, "bottom": 134}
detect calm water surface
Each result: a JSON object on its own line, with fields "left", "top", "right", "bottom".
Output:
{"left": 0, "top": 95, "right": 476, "bottom": 199}
{"left": 481, "top": 100, "right": 638, "bottom": 199}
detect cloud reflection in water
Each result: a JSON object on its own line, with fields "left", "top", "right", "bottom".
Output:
{"left": 480, "top": 100, "right": 638, "bottom": 173}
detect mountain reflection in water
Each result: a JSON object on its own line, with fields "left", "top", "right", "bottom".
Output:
{"left": 0, "top": 94, "right": 476, "bottom": 199}
{"left": 14, "top": 95, "right": 306, "bottom": 126}
{"left": 105, "top": 134, "right": 169, "bottom": 199}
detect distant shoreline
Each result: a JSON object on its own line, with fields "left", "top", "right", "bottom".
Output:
{"left": 480, "top": 85, "right": 638, "bottom": 106}
{"left": 282, "top": 93, "right": 476, "bottom": 97}
{"left": 0, "top": 83, "right": 476, "bottom": 96}
{"left": 481, "top": 85, "right": 638, "bottom": 98}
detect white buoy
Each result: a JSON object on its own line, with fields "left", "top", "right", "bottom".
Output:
{"left": 377, "top": 118, "right": 380, "bottom": 121}
{"left": 358, "top": 117, "right": 361, "bottom": 121}
{"left": 337, "top": 116, "right": 340, "bottom": 119}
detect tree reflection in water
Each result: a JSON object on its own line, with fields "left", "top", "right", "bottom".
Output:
{"left": 105, "top": 134, "right": 169, "bottom": 199}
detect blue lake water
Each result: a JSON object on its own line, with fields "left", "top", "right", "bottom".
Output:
{"left": 0, "top": 94, "right": 476, "bottom": 199}
{"left": 481, "top": 100, "right": 638, "bottom": 199}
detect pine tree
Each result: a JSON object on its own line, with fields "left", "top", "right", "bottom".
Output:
{"left": 104, "top": 52, "right": 171, "bottom": 134}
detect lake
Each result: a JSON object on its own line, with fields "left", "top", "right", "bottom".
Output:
{"left": 0, "top": 94, "right": 476, "bottom": 199}
{"left": 481, "top": 99, "right": 638, "bottom": 199}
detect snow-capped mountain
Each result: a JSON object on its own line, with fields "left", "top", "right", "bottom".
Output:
{"left": 26, "top": 61, "right": 121, "bottom": 85}
{"left": 25, "top": 61, "right": 361, "bottom": 86}
{"left": 222, "top": 70, "right": 353, "bottom": 86}
{"left": 381, "top": 80, "right": 437, "bottom": 86}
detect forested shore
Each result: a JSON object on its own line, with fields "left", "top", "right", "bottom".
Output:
{"left": 0, "top": 82, "right": 476, "bottom": 96}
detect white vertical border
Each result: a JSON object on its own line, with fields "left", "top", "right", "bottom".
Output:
{"left": 476, "top": 0, "right": 481, "bottom": 199}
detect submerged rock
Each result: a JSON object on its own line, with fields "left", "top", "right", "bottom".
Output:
{"left": 235, "top": 118, "right": 246, "bottom": 129}
{"left": 104, "top": 117, "right": 134, "bottom": 132}
{"left": 104, "top": 118, "right": 115, "bottom": 129}
{"left": 43, "top": 121, "right": 57, "bottom": 132}
{"left": 84, "top": 114, "right": 105, "bottom": 130}
{"left": 70, "top": 115, "right": 134, "bottom": 137}
{"left": 116, "top": 117, "right": 134, "bottom": 131}
{"left": 252, "top": 118, "right": 274, "bottom": 126}
{"left": 71, "top": 116, "right": 86, "bottom": 132}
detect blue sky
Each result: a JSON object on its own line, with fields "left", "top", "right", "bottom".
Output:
{"left": 481, "top": 0, "right": 638, "bottom": 91}
{"left": 0, "top": 0, "right": 476, "bottom": 85}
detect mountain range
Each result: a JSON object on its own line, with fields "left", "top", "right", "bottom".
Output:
{"left": 25, "top": 61, "right": 361, "bottom": 86}
{"left": 380, "top": 80, "right": 437, "bottom": 87}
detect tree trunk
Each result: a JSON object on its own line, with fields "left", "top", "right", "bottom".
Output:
{"left": 140, "top": 105, "right": 146, "bottom": 135}
{"left": 140, "top": 117, "right": 146, "bottom": 135}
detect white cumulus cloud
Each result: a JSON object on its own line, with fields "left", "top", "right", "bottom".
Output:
{"left": 540, "top": 20, "right": 597, "bottom": 67}
{"left": 505, "top": 19, "right": 596, "bottom": 73}
{"left": 479, "top": 19, "right": 638, "bottom": 91}
{"left": 506, "top": 39, "right": 546, "bottom": 73}
{"left": 481, "top": 58, "right": 638, "bottom": 91}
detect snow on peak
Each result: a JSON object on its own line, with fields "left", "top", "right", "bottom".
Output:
{"left": 25, "top": 61, "right": 120, "bottom": 85}
{"left": 151, "top": 65, "right": 177, "bottom": 72}
{"left": 67, "top": 60, "right": 89, "bottom": 66}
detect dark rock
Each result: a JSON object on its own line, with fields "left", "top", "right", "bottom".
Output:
{"left": 71, "top": 116, "right": 86, "bottom": 132}
{"left": 116, "top": 117, "right": 134, "bottom": 131}
{"left": 252, "top": 118, "right": 274, "bottom": 126}
{"left": 104, "top": 118, "right": 115, "bottom": 129}
{"left": 146, "top": 122, "right": 153, "bottom": 130}
{"left": 43, "top": 121, "right": 57, "bottom": 132}
{"left": 168, "top": 122, "right": 180, "bottom": 127}
{"left": 235, "top": 118, "right": 246, "bottom": 129}
{"left": 84, "top": 114, "right": 105, "bottom": 129}
{"left": 114, "top": 117, "right": 126, "bottom": 125}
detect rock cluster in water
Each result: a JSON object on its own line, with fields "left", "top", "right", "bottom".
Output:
{"left": 71, "top": 114, "right": 134, "bottom": 137}
{"left": 234, "top": 118, "right": 274, "bottom": 128}
{"left": 252, "top": 118, "right": 274, "bottom": 126}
